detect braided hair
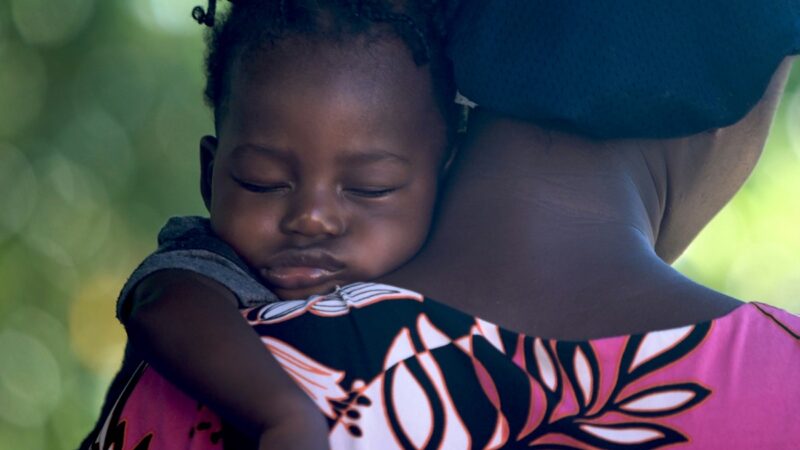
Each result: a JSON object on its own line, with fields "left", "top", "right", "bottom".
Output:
{"left": 193, "top": 0, "right": 457, "bottom": 136}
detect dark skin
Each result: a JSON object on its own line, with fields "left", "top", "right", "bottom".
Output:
{"left": 381, "top": 58, "right": 793, "bottom": 339}
{"left": 126, "top": 36, "right": 448, "bottom": 450}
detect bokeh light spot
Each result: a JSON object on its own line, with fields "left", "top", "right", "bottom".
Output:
{"left": 0, "top": 144, "right": 38, "bottom": 240}
{"left": 784, "top": 84, "right": 800, "bottom": 160}
{"left": 24, "top": 155, "right": 111, "bottom": 264}
{"left": 2, "top": 307, "right": 74, "bottom": 374}
{"left": 128, "top": 0, "right": 210, "bottom": 35}
{"left": 154, "top": 85, "right": 211, "bottom": 173}
{"left": 679, "top": 118, "right": 800, "bottom": 311}
{"left": 54, "top": 107, "right": 135, "bottom": 194}
{"left": 0, "top": 421, "right": 46, "bottom": 450}
{"left": 71, "top": 44, "right": 157, "bottom": 132}
{"left": 0, "top": 329, "right": 62, "bottom": 427}
{"left": 68, "top": 275, "right": 127, "bottom": 377}
{"left": 11, "top": 0, "right": 95, "bottom": 47}
{"left": 0, "top": 3, "right": 11, "bottom": 49}
{"left": 0, "top": 44, "right": 46, "bottom": 137}
{"left": 676, "top": 204, "right": 747, "bottom": 283}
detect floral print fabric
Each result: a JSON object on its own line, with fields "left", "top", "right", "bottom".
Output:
{"left": 88, "top": 283, "right": 800, "bottom": 449}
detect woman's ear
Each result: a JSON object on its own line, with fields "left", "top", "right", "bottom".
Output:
{"left": 200, "top": 135, "right": 219, "bottom": 211}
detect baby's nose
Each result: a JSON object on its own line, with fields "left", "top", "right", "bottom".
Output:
{"left": 279, "top": 188, "right": 346, "bottom": 239}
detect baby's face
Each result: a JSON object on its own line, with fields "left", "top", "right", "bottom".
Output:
{"left": 202, "top": 37, "right": 448, "bottom": 300}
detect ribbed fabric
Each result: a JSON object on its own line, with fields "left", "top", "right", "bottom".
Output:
{"left": 116, "top": 216, "right": 277, "bottom": 322}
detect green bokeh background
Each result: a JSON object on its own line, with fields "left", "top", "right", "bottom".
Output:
{"left": 0, "top": 1, "right": 798, "bottom": 448}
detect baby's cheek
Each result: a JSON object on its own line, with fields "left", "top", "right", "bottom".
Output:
{"left": 348, "top": 227, "right": 409, "bottom": 279}
{"left": 350, "top": 189, "right": 435, "bottom": 279}
{"left": 387, "top": 220, "right": 430, "bottom": 268}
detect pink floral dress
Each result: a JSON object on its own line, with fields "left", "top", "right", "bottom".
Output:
{"left": 87, "top": 283, "right": 800, "bottom": 449}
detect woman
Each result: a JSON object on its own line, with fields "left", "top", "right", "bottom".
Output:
{"left": 381, "top": 0, "right": 800, "bottom": 338}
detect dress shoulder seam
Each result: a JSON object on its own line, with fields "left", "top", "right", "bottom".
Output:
{"left": 752, "top": 303, "right": 800, "bottom": 340}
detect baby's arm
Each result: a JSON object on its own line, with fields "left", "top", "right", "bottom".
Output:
{"left": 124, "top": 269, "right": 328, "bottom": 449}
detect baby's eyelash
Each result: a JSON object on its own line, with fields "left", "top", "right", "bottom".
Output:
{"left": 346, "top": 187, "right": 398, "bottom": 198}
{"left": 236, "top": 179, "right": 291, "bottom": 193}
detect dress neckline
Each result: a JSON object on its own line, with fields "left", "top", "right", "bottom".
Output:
{"left": 291, "top": 282, "right": 756, "bottom": 343}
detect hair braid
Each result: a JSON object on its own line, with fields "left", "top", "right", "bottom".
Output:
{"left": 192, "top": 0, "right": 217, "bottom": 26}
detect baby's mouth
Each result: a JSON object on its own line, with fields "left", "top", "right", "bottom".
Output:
{"left": 261, "top": 251, "right": 345, "bottom": 293}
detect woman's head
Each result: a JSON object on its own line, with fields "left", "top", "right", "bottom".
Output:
{"left": 196, "top": 0, "right": 457, "bottom": 299}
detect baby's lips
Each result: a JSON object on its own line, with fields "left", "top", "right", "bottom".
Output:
{"left": 266, "top": 250, "right": 346, "bottom": 272}
{"left": 261, "top": 266, "right": 339, "bottom": 291}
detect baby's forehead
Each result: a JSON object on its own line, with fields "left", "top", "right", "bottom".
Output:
{"left": 220, "top": 36, "right": 448, "bottom": 160}
{"left": 234, "top": 34, "right": 420, "bottom": 86}
{"left": 228, "top": 142, "right": 422, "bottom": 167}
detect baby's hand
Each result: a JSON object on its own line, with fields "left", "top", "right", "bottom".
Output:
{"left": 125, "top": 269, "right": 329, "bottom": 448}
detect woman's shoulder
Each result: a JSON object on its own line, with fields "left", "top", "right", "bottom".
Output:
{"left": 704, "top": 301, "right": 800, "bottom": 351}
{"left": 602, "top": 302, "right": 800, "bottom": 377}
{"left": 744, "top": 301, "right": 800, "bottom": 339}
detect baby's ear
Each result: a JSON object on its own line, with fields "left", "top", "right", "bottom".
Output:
{"left": 199, "top": 135, "right": 219, "bottom": 211}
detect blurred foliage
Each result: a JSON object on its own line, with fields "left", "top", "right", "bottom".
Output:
{"left": 0, "top": 1, "right": 798, "bottom": 448}
{"left": 675, "top": 67, "right": 800, "bottom": 313}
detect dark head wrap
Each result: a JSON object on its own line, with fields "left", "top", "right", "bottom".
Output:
{"left": 446, "top": 0, "right": 800, "bottom": 138}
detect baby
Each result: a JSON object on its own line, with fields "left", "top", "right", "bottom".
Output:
{"left": 84, "top": 0, "right": 458, "bottom": 449}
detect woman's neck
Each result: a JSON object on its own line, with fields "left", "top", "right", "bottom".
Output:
{"left": 380, "top": 110, "right": 740, "bottom": 338}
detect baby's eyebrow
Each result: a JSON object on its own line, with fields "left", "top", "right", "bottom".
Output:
{"left": 229, "top": 144, "right": 291, "bottom": 161}
{"left": 338, "top": 150, "right": 410, "bottom": 166}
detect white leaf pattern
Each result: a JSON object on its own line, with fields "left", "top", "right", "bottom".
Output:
{"left": 580, "top": 424, "right": 664, "bottom": 444}
{"left": 392, "top": 362, "right": 434, "bottom": 449}
{"left": 476, "top": 318, "right": 505, "bottom": 354}
{"left": 417, "top": 353, "right": 471, "bottom": 450}
{"left": 630, "top": 325, "right": 693, "bottom": 372}
{"left": 254, "top": 299, "right": 308, "bottom": 323}
{"left": 253, "top": 283, "right": 424, "bottom": 323}
{"left": 454, "top": 336, "right": 473, "bottom": 355}
{"left": 383, "top": 328, "right": 416, "bottom": 370}
{"left": 534, "top": 338, "right": 557, "bottom": 392}
{"left": 619, "top": 390, "right": 696, "bottom": 413}
{"left": 574, "top": 347, "right": 593, "bottom": 406}
{"left": 263, "top": 337, "right": 347, "bottom": 418}
{"left": 417, "top": 314, "right": 452, "bottom": 351}
{"left": 485, "top": 413, "right": 509, "bottom": 450}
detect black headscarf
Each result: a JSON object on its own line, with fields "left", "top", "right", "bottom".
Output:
{"left": 446, "top": 0, "right": 800, "bottom": 138}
